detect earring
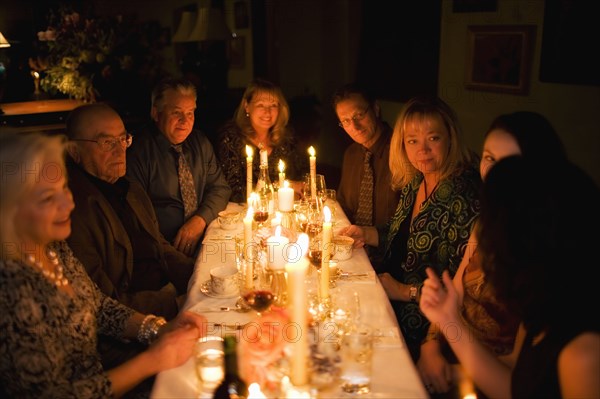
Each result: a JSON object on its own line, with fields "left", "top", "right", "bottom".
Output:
{"left": 246, "top": 112, "right": 249, "bottom": 117}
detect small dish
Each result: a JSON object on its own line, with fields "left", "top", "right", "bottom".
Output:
{"left": 199, "top": 279, "right": 239, "bottom": 299}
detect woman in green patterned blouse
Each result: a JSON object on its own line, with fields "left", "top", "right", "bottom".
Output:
{"left": 341, "top": 96, "right": 481, "bottom": 362}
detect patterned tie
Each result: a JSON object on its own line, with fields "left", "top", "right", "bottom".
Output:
{"left": 355, "top": 150, "right": 373, "bottom": 226}
{"left": 172, "top": 144, "right": 197, "bottom": 220}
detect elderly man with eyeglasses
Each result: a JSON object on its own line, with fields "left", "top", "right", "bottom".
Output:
{"left": 332, "top": 84, "right": 400, "bottom": 239}
{"left": 65, "top": 103, "right": 194, "bottom": 370}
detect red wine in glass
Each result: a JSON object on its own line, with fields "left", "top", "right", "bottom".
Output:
{"left": 254, "top": 211, "right": 269, "bottom": 224}
{"left": 243, "top": 290, "right": 274, "bottom": 314}
{"left": 308, "top": 249, "right": 322, "bottom": 269}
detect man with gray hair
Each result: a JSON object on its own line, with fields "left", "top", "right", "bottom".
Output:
{"left": 66, "top": 103, "right": 194, "bottom": 368}
{"left": 127, "top": 77, "right": 231, "bottom": 256}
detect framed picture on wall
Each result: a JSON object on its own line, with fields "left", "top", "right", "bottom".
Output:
{"left": 465, "top": 25, "right": 536, "bottom": 95}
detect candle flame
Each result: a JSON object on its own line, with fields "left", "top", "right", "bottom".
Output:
{"left": 323, "top": 206, "right": 331, "bottom": 223}
{"left": 275, "top": 225, "right": 281, "bottom": 237}
{"left": 297, "top": 233, "right": 309, "bottom": 257}
{"left": 33, "top": 71, "right": 40, "bottom": 79}
{"left": 246, "top": 206, "right": 254, "bottom": 218}
{"left": 246, "top": 145, "right": 253, "bottom": 158}
{"left": 278, "top": 159, "right": 285, "bottom": 172}
{"left": 308, "top": 146, "right": 315, "bottom": 157}
{"left": 248, "top": 383, "right": 267, "bottom": 399}
{"left": 283, "top": 180, "right": 290, "bottom": 188}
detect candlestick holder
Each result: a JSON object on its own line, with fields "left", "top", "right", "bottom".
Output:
{"left": 279, "top": 210, "right": 296, "bottom": 231}
{"left": 267, "top": 269, "right": 287, "bottom": 307}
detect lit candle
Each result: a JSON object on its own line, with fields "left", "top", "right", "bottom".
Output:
{"left": 271, "top": 211, "right": 282, "bottom": 227}
{"left": 260, "top": 148, "right": 268, "bottom": 165}
{"left": 267, "top": 225, "right": 289, "bottom": 271}
{"left": 246, "top": 145, "right": 253, "bottom": 202}
{"left": 248, "top": 383, "right": 267, "bottom": 399}
{"left": 320, "top": 206, "right": 332, "bottom": 300}
{"left": 278, "top": 159, "right": 285, "bottom": 187}
{"left": 278, "top": 180, "right": 294, "bottom": 212}
{"left": 308, "top": 146, "right": 316, "bottom": 200}
{"left": 244, "top": 206, "right": 254, "bottom": 289}
{"left": 285, "top": 233, "right": 309, "bottom": 387}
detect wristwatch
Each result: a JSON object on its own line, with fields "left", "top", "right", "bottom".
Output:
{"left": 409, "top": 285, "right": 418, "bottom": 303}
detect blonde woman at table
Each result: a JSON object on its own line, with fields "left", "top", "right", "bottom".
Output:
{"left": 420, "top": 157, "right": 600, "bottom": 398}
{"left": 418, "top": 111, "right": 568, "bottom": 395}
{"left": 341, "top": 96, "right": 481, "bottom": 362}
{"left": 0, "top": 132, "right": 207, "bottom": 398}
{"left": 216, "top": 78, "right": 307, "bottom": 202}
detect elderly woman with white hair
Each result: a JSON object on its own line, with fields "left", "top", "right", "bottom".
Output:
{"left": 0, "top": 132, "right": 206, "bottom": 398}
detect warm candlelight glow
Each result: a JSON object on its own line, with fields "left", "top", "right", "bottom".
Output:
{"left": 246, "top": 145, "right": 254, "bottom": 201}
{"left": 323, "top": 206, "right": 331, "bottom": 223}
{"left": 285, "top": 233, "right": 309, "bottom": 387}
{"left": 33, "top": 71, "right": 40, "bottom": 79}
{"left": 267, "top": 225, "right": 289, "bottom": 271}
{"left": 278, "top": 180, "right": 294, "bottom": 212}
{"left": 244, "top": 206, "right": 254, "bottom": 288}
{"left": 278, "top": 159, "right": 286, "bottom": 187}
{"left": 308, "top": 147, "right": 316, "bottom": 200}
{"left": 320, "top": 206, "right": 332, "bottom": 300}
{"left": 248, "top": 383, "right": 267, "bottom": 399}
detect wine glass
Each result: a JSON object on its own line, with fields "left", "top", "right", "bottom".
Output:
{"left": 251, "top": 193, "right": 270, "bottom": 229}
{"left": 240, "top": 262, "right": 274, "bottom": 317}
{"left": 308, "top": 239, "right": 323, "bottom": 270}
{"left": 315, "top": 174, "right": 327, "bottom": 205}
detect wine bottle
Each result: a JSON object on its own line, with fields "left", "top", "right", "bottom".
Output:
{"left": 255, "top": 148, "right": 275, "bottom": 215}
{"left": 212, "top": 335, "right": 248, "bottom": 399}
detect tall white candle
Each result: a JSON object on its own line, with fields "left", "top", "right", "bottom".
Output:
{"left": 246, "top": 145, "right": 253, "bottom": 202}
{"left": 243, "top": 206, "right": 254, "bottom": 289}
{"left": 278, "top": 180, "right": 294, "bottom": 212}
{"left": 320, "top": 206, "right": 332, "bottom": 300}
{"left": 308, "top": 146, "right": 316, "bottom": 200}
{"left": 285, "top": 234, "right": 309, "bottom": 387}
{"left": 267, "top": 225, "right": 289, "bottom": 271}
{"left": 278, "top": 159, "right": 285, "bottom": 187}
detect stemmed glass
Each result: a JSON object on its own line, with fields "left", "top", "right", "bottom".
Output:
{"left": 239, "top": 261, "right": 274, "bottom": 317}
{"left": 251, "top": 193, "right": 270, "bottom": 229}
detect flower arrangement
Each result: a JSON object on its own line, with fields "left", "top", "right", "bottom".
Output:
{"left": 238, "top": 307, "right": 291, "bottom": 393}
{"left": 31, "top": 5, "right": 163, "bottom": 102}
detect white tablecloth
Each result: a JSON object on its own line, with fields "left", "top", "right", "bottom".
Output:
{"left": 151, "top": 202, "right": 428, "bottom": 398}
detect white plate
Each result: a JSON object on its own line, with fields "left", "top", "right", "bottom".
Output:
{"left": 199, "top": 279, "right": 239, "bottom": 299}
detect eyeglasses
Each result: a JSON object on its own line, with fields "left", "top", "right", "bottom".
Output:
{"left": 71, "top": 133, "right": 133, "bottom": 152}
{"left": 338, "top": 106, "right": 370, "bottom": 128}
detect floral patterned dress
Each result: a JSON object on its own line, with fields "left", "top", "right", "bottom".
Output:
{"left": 217, "top": 121, "right": 308, "bottom": 203}
{"left": 0, "top": 241, "right": 135, "bottom": 398}
{"left": 378, "top": 166, "right": 481, "bottom": 359}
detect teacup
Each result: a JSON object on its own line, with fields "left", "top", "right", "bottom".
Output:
{"left": 218, "top": 211, "right": 240, "bottom": 230}
{"left": 333, "top": 236, "right": 354, "bottom": 261}
{"left": 209, "top": 265, "right": 239, "bottom": 295}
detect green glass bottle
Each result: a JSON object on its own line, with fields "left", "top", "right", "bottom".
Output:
{"left": 212, "top": 335, "right": 248, "bottom": 399}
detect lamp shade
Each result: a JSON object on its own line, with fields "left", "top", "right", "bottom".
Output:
{"left": 188, "top": 8, "right": 231, "bottom": 41}
{"left": 172, "top": 11, "right": 196, "bottom": 42}
{"left": 0, "top": 32, "right": 10, "bottom": 48}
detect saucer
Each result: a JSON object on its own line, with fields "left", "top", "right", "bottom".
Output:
{"left": 200, "top": 279, "right": 239, "bottom": 299}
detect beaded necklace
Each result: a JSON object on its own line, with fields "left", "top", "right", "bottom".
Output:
{"left": 25, "top": 249, "right": 69, "bottom": 287}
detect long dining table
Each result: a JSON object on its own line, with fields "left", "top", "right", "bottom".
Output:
{"left": 150, "top": 201, "right": 429, "bottom": 398}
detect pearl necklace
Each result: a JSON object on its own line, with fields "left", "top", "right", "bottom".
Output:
{"left": 26, "top": 249, "right": 69, "bottom": 287}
